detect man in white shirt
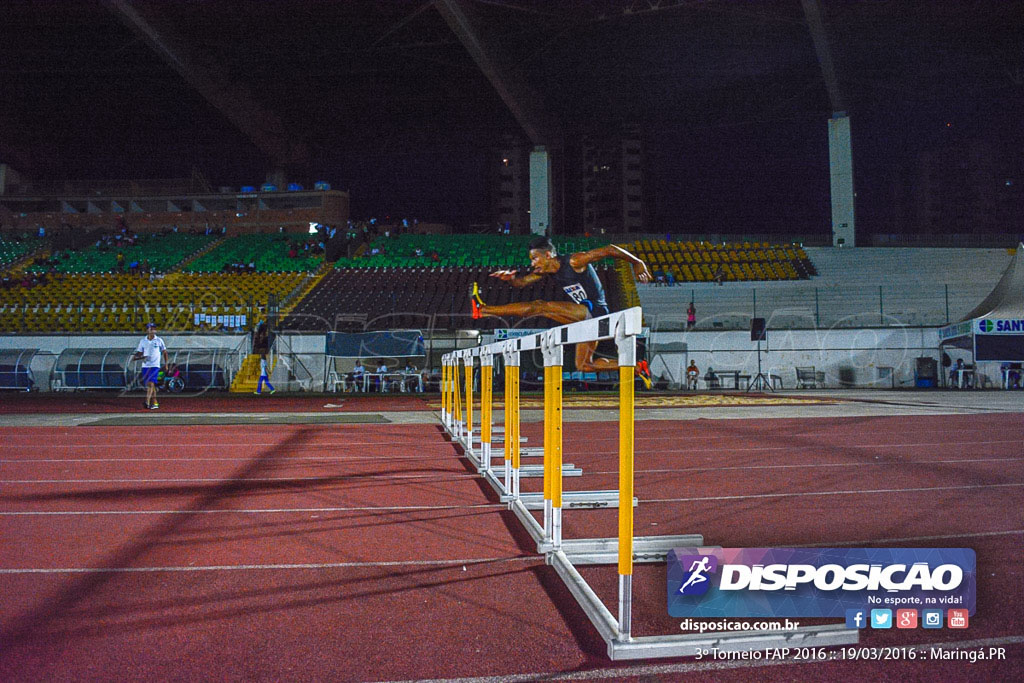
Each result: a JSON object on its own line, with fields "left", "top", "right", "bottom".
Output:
{"left": 133, "top": 323, "right": 168, "bottom": 409}
{"left": 375, "top": 361, "right": 389, "bottom": 392}
{"left": 349, "top": 359, "right": 365, "bottom": 392}
{"left": 402, "top": 361, "right": 419, "bottom": 392}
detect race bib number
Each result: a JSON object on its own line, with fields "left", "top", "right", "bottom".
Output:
{"left": 563, "top": 283, "right": 588, "bottom": 304}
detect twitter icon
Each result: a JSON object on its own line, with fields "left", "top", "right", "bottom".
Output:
{"left": 870, "top": 609, "right": 893, "bottom": 629}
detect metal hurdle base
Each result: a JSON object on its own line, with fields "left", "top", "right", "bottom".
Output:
{"left": 547, "top": 550, "right": 859, "bottom": 661}
{"left": 556, "top": 534, "right": 704, "bottom": 564}
{"left": 516, "top": 464, "right": 582, "bottom": 478}
{"left": 509, "top": 490, "right": 634, "bottom": 509}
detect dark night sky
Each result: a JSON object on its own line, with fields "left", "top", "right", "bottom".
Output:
{"left": 2, "top": 1, "right": 1022, "bottom": 236}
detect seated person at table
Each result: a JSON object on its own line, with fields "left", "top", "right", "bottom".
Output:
{"left": 949, "top": 358, "right": 969, "bottom": 388}
{"left": 704, "top": 366, "right": 720, "bottom": 390}
{"left": 1001, "top": 362, "right": 1021, "bottom": 389}
{"left": 348, "top": 359, "right": 365, "bottom": 392}
{"left": 402, "top": 361, "right": 419, "bottom": 392}
{"left": 374, "top": 360, "right": 389, "bottom": 392}
{"left": 686, "top": 360, "right": 700, "bottom": 391}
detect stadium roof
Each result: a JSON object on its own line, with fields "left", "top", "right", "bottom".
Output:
{"left": 2, "top": 1, "right": 1022, "bottom": 227}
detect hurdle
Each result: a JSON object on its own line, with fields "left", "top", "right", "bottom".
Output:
{"left": 441, "top": 307, "right": 858, "bottom": 660}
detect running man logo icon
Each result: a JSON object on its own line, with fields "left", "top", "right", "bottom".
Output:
{"left": 677, "top": 555, "right": 718, "bottom": 596}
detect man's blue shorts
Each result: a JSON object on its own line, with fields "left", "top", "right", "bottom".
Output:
{"left": 141, "top": 367, "right": 160, "bottom": 385}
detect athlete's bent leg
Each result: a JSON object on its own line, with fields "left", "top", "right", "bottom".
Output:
{"left": 575, "top": 340, "right": 619, "bottom": 372}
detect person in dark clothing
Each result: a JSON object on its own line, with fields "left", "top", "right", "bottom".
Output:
{"left": 470, "top": 237, "right": 652, "bottom": 381}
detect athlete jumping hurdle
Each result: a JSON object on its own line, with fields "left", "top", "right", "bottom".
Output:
{"left": 470, "top": 237, "right": 653, "bottom": 384}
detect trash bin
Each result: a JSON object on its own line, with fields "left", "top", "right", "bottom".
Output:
{"left": 915, "top": 356, "right": 937, "bottom": 388}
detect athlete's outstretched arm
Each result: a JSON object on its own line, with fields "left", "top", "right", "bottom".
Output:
{"left": 489, "top": 269, "right": 543, "bottom": 288}
{"left": 570, "top": 245, "right": 652, "bottom": 283}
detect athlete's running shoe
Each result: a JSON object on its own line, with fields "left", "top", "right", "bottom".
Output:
{"left": 635, "top": 362, "right": 653, "bottom": 390}
{"left": 150, "top": 402, "right": 159, "bottom": 409}
{"left": 469, "top": 282, "right": 486, "bottom": 319}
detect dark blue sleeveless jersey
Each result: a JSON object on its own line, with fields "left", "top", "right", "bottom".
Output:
{"left": 552, "top": 256, "right": 608, "bottom": 314}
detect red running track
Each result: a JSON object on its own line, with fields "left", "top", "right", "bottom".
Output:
{"left": 0, "top": 392, "right": 431, "bottom": 414}
{"left": 1, "top": 414, "right": 1022, "bottom": 681}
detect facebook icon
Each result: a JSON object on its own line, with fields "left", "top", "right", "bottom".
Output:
{"left": 845, "top": 609, "right": 867, "bottom": 629}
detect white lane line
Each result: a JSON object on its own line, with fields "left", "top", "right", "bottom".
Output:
{"left": 563, "top": 439, "right": 1024, "bottom": 458}
{"left": 0, "top": 556, "right": 539, "bottom": 575}
{"left": 644, "top": 482, "right": 1024, "bottom": 504}
{"left": 2, "top": 439, "right": 1015, "bottom": 463}
{"left": 0, "top": 439, "right": 451, "bottom": 450}
{"left": 796, "top": 529, "right": 1024, "bottom": 547}
{"left": 0, "top": 435, "right": 1017, "bottom": 451}
{"left": 380, "top": 636, "right": 1024, "bottom": 682}
{"left": 0, "top": 473, "right": 468, "bottom": 484}
{"left": 0, "top": 453, "right": 456, "bottom": 463}
{"left": 586, "top": 456, "right": 1024, "bottom": 476}
{"left": 0, "top": 503, "right": 504, "bottom": 516}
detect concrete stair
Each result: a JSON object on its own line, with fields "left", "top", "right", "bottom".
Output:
{"left": 230, "top": 354, "right": 261, "bottom": 393}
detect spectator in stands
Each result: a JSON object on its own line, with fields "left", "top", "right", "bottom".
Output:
{"left": 687, "top": 302, "right": 696, "bottom": 330}
{"left": 132, "top": 322, "right": 168, "bottom": 410}
{"left": 116, "top": 251, "right": 125, "bottom": 272}
{"left": 711, "top": 264, "right": 724, "bottom": 286}
{"left": 471, "top": 236, "right": 653, "bottom": 386}
{"left": 665, "top": 270, "right": 675, "bottom": 286}
{"left": 686, "top": 360, "right": 700, "bottom": 391}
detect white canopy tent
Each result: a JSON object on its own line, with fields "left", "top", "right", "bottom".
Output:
{"left": 940, "top": 243, "right": 1024, "bottom": 385}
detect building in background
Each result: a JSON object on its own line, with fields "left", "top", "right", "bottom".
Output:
{"left": 911, "top": 139, "right": 1021, "bottom": 235}
{"left": 488, "top": 134, "right": 531, "bottom": 235}
{"left": 582, "top": 128, "right": 644, "bottom": 234}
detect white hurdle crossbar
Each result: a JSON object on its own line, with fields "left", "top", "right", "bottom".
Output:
{"left": 441, "top": 307, "right": 857, "bottom": 659}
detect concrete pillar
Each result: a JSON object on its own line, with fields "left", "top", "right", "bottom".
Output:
{"left": 828, "top": 113, "right": 856, "bottom": 247}
{"left": 529, "top": 146, "right": 551, "bottom": 235}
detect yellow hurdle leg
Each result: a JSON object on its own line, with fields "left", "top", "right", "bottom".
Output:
{"left": 552, "top": 366, "right": 562, "bottom": 509}
{"left": 543, "top": 365, "right": 553, "bottom": 502}
{"left": 481, "top": 363, "right": 492, "bottom": 471}
{"left": 464, "top": 362, "right": 473, "bottom": 449}
{"left": 453, "top": 363, "right": 461, "bottom": 426}
{"left": 510, "top": 365, "right": 520, "bottom": 497}
{"left": 618, "top": 366, "right": 635, "bottom": 577}
{"left": 503, "top": 366, "right": 510, "bottom": 463}
{"left": 442, "top": 363, "right": 449, "bottom": 424}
